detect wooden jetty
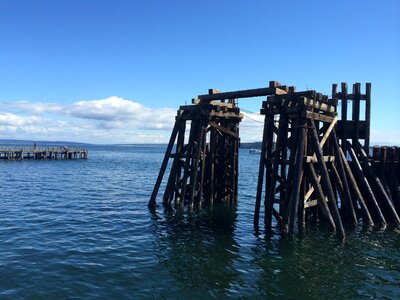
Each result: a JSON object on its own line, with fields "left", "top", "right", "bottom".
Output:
{"left": 150, "top": 81, "right": 400, "bottom": 239}
{"left": 0, "top": 146, "right": 88, "bottom": 161}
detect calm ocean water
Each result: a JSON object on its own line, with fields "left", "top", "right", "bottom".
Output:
{"left": 0, "top": 145, "right": 399, "bottom": 299}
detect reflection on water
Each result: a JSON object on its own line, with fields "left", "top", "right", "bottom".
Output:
{"left": 150, "top": 204, "right": 241, "bottom": 297}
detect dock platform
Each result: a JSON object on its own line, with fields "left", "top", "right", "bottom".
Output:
{"left": 0, "top": 146, "right": 88, "bottom": 161}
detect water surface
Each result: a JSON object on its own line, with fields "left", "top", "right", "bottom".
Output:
{"left": 0, "top": 145, "right": 399, "bottom": 298}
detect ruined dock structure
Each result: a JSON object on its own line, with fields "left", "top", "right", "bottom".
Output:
{"left": 0, "top": 146, "right": 88, "bottom": 161}
{"left": 150, "top": 81, "right": 400, "bottom": 238}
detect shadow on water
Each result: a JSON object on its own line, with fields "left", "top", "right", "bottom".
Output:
{"left": 149, "top": 203, "right": 241, "bottom": 298}
{"left": 249, "top": 226, "right": 400, "bottom": 299}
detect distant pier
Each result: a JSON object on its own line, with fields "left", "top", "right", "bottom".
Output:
{"left": 0, "top": 146, "right": 88, "bottom": 161}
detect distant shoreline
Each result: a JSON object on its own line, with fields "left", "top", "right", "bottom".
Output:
{"left": 0, "top": 139, "right": 265, "bottom": 148}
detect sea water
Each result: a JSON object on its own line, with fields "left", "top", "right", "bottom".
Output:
{"left": 0, "top": 145, "right": 399, "bottom": 298}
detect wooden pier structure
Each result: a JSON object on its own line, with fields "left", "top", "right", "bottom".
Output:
{"left": 150, "top": 81, "right": 400, "bottom": 238}
{"left": 0, "top": 146, "right": 88, "bottom": 161}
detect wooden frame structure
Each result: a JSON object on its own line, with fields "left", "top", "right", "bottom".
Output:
{"left": 149, "top": 81, "right": 292, "bottom": 209}
{"left": 150, "top": 81, "right": 400, "bottom": 239}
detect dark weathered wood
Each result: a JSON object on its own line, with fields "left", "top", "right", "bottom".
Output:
{"left": 266, "top": 112, "right": 287, "bottom": 228}
{"left": 338, "top": 147, "right": 374, "bottom": 226}
{"left": 188, "top": 121, "right": 206, "bottom": 208}
{"left": 209, "top": 127, "right": 217, "bottom": 205}
{"left": 331, "top": 129, "right": 358, "bottom": 225}
{"left": 352, "top": 83, "right": 361, "bottom": 146}
{"left": 208, "top": 121, "right": 239, "bottom": 139}
{"left": 198, "top": 86, "right": 288, "bottom": 102}
{"left": 340, "top": 82, "right": 348, "bottom": 153}
{"left": 282, "top": 115, "right": 300, "bottom": 229}
{"left": 253, "top": 112, "right": 270, "bottom": 228}
{"left": 365, "top": 83, "right": 371, "bottom": 151}
{"left": 309, "top": 119, "right": 345, "bottom": 239}
{"left": 287, "top": 116, "right": 307, "bottom": 235}
{"left": 180, "top": 120, "right": 199, "bottom": 207}
{"left": 174, "top": 120, "right": 187, "bottom": 205}
{"left": 355, "top": 142, "right": 400, "bottom": 225}
{"left": 347, "top": 143, "right": 386, "bottom": 225}
{"left": 263, "top": 118, "right": 276, "bottom": 227}
{"left": 308, "top": 163, "right": 336, "bottom": 231}
{"left": 387, "top": 147, "right": 400, "bottom": 214}
{"left": 149, "top": 117, "right": 180, "bottom": 207}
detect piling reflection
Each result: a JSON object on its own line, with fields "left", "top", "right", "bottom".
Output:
{"left": 149, "top": 202, "right": 240, "bottom": 297}
{"left": 249, "top": 229, "right": 393, "bottom": 299}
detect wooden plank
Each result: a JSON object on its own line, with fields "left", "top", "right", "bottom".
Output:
{"left": 319, "top": 116, "right": 337, "bottom": 148}
{"left": 266, "top": 96, "right": 335, "bottom": 113}
{"left": 208, "top": 121, "right": 239, "bottom": 139}
{"left": 198, "top": 86, "right": 289, "bottom": 101}
{"left": 306, "top": 111, "right": 335, "bottom": 123}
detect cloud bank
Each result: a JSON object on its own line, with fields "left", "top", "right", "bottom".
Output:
{"left": 0, "top": 97, "right": 399, "bottom": 145}
{"left": 0, "top": 96, "right": 176, "bottom": 143}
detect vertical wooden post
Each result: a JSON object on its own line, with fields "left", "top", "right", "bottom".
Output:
{"left": 263, "top": 113, "right": 276, "bottom": 229}
{"left": 254, "top": 111, "right": 269, "bottom": 227}
{"left": 352, "top": 83, "right": 361, "bottom": 147}
{"left": 209, "top": 127, "right": 216, "bottom": 206}
{"left": 287, "top": 115, "right": 306, "bottom": 235}
{"left": 365, "top": 83, "right": 371, "bottom": 152}
{"left": 266, "top": 112, "right": 287, "bottom": 229}
{"left": 341, "top": 82, "right": 348, "bottom": 154}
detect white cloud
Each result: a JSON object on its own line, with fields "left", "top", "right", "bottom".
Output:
{"left": 0, "top": 113, "right": 45, "bottom": 126}
{"left": 0, "top": 98, "right": 399, "bottom": 145}
{"left": 0, "top": 97, "right": 176, "bottom": 143}
{"left": 3, "top": 101, "right": 64, "bottom": 115}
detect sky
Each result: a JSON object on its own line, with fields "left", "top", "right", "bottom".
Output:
{"left": 0, "top": 0, "right": 399, "bottom": 144}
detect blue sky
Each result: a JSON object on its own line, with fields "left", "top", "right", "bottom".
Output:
{"left": 0, "top": 0, "right": 399, "bottom": 143}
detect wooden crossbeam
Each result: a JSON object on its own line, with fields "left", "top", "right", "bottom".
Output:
{"left": 198, "top": 86, "right": 290, "bottom": 102}
{"left": 208, "top": 121, "right": 239, "bottom": 140}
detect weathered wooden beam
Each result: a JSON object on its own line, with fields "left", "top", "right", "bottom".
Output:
{"left": 331, "top": 129, "right": 358, "bottom": 225}
{"left": 308, "top": 163, "right": 336, "bottom": 231}
{"left": 287, "top": 116, "right": 307, "bottom": 235}
{"left": 340, "top": 82, "right": 348, "bottom": 153}
{"left": 208, "top": 121, "right": 239, "bottom": 139}
{"left": 365, "top": 83, "right": 371, "bottom": 152}
{"left": 198, "top": 86, "right": 289, "bottom": 102}
{"left": 355, "top": 142, "right": 400, "bottom": 225}
{"left": 149, "top": 116, "right": 181, "bottom": 207}
{"left": 347, "top": 143, "right": 386, "bottom": 225}
{"left": 338, "top": 147, "right": 374, "bottom": 225}
{"left": 309, "top": 119, "right": 345, "bottom": 239}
